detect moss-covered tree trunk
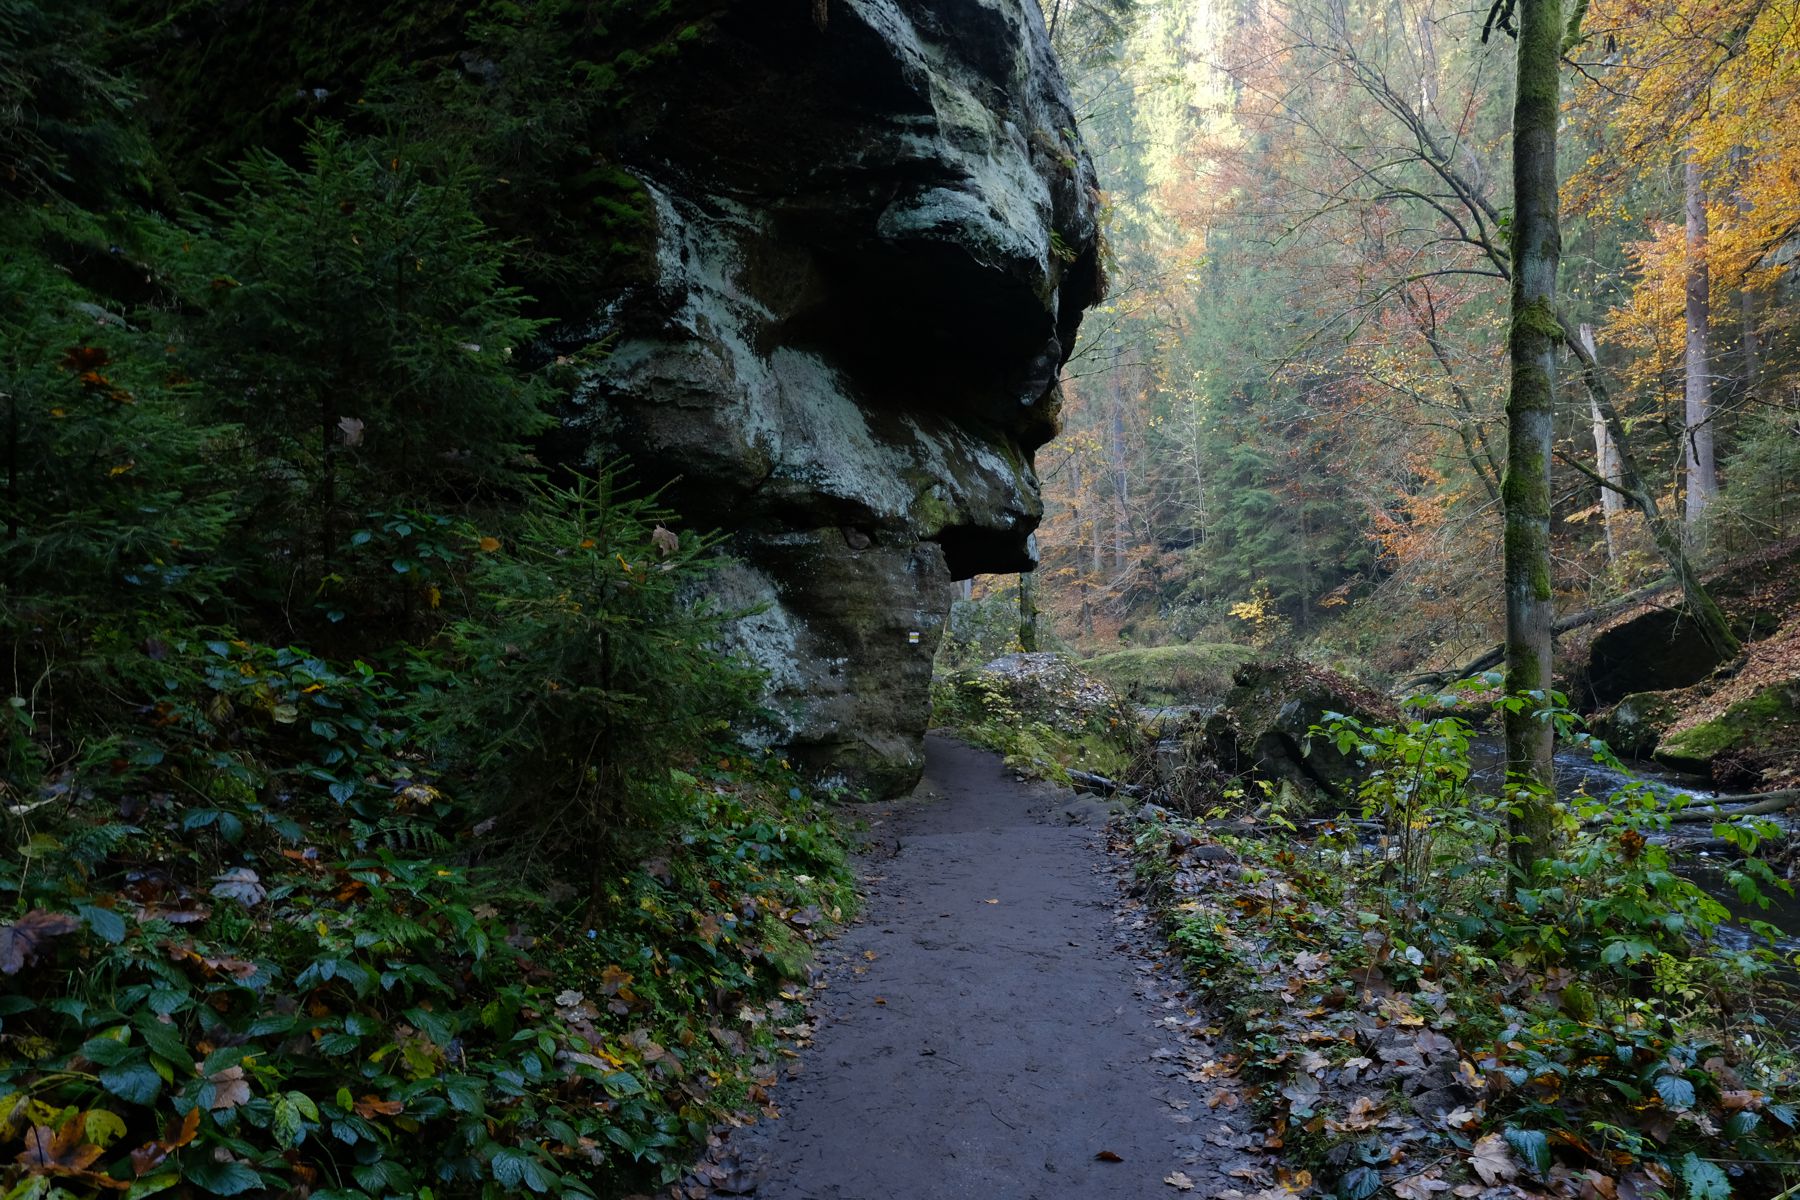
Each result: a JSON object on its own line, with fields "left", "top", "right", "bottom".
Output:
{"left": 1018, "top": 571, "right": 1040, "bottom": 652}
{"left": 1502, "top": 0, "right": 1563, "bottom": 876}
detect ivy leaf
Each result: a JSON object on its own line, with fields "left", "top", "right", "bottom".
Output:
{"left": 352, "top": 1159, "right": 413, "bottom": 1192}
{"left": 1503, "top": 1127, "right": 1551, "bottom": 1176}
{"left": 133, "top": 1017, "right": 190, "bottom": 1069}
{"left": 491, "top": 1146, "right": 537, "bottom": 1189}
{"left": 443, "top": 1075, "right": 485, "bottom": 1114}
{"left": 79, "top": 1034, "right": 137, "bottom": 1067}
{"left": 1725, "top": 1110, "right": 1760, "bottom": 1139}
{"left": 123, "top": 1168, "right": 179, "bottom": 1199}
{"left": 77, "top": 904, "right": 128, "bottom": 944}
{"left": 82, "top": 1109, "right": 129, "bottom": 1148}
{"left": 181, "top": 1157, "right": 262, "bottom": 1196}
{"left": 1339, "top": 1165, "right": 1382, "bottom": 1200}
{"left": 272, "top": 1095, "right": 307, "bottom": 1148}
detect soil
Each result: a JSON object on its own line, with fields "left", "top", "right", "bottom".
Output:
{"left": 696, "top": 734, "right": 1270, "bottom": 1199}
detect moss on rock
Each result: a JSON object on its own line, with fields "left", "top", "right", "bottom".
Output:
{"left": 1655, "top": 683, "right": 1800, "bottom": 774}
{"left": 1083, "top": 643, "right": 1259, "bottom": 707}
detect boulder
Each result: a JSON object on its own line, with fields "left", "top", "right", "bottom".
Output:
{"left": 1589, "top": 690, "right": 1682, "bottom": 758}
{"left": 1196, "top": 658, "right": 1400, "bottom": 805}
{"left": 1582, "top": 608, "right": 1729, "bottom": 710}
{"left": 936, "top": 652, "right": 1123, "bottom": 736}
{"left": 574, "top": 0, "right": 1100, "bottom": 794}
{"left": 1572, "top": 535, "right": 1800, "bottom": 709}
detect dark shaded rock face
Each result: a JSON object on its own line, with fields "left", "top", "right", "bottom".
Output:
{"left": 1583, "top": 609, "right": 1725, "bottom": 709}
{"left": 1198, "top": 659, "right": 1400, "bottom": 806}
{"left": 572, "top": 1, "right": 1100, "bottom": 795}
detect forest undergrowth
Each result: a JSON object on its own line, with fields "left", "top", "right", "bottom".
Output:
{"left": 2, "top": 472, "right": 857, "bottom": 1200}
{"left": 0, "top": 5, "right": 870, "bottom": 1196}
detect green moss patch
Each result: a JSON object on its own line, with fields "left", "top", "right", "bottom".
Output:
{"left": 1083, "top": 643, "right": 1258, "bottom": 706}
{"left": 1656, "top": 682, "right": 1800, "bottom": 772}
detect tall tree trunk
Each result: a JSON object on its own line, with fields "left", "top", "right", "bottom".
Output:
{"left": 1108, "top": 368, "right": 1130, "bottom": 575}
{"left": 1581, "top": 325, "right": 1623, "bottom": 565}
{"left": 1563, "top": 326, "right": 1742, "bottom": 659}
{"left": 1740, "top": 287, "right": 1760, "bottom": 405}
{"left": 1683, "top": 153, "right": 1716, "bottom": 538}
{"left": 1502, "top": 0, "right": 1563, "bottom": 875}
{"left": 1732, "top": 147, "right": 1760, "bottom": 407}
{"left": 1017, "top": 572, "right": 1040, "bottom": 652}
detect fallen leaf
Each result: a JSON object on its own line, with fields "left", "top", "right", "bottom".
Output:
{"left": 1164, "top": 1171, "right": 1195, "bottom": 1191}
{"left": 0, "top": 910, "right": 81, "bottom": 974}
{"left": 211, "top": 868, "right": 266, "bottom": 908}
{"left": 1470, "top": 1132, "right": 1519, "bottom": 1186}
{"left": 651, "top": 525, "right": 680, "bottom": 556}
{"left": 1393, "top": 1171, "right": 1453, "bottom": 1199}
{"left": 1095, "top": 1150, "right": 1123, "bottom": 1162}
{"left": 983, "top": 898, "right": 1000, "bottom": 905}
{"left": 15, "top": 1117, "right": 126, "bottom": 1189}
{"left": 17, "top": 1118, "right": 102, "bottom": 1172}
{"left": 207, "top": 1066, "right": 251, "bottom": 1111}
{"left": 353, "top": 1095, "right": 404, "bottom": 1118}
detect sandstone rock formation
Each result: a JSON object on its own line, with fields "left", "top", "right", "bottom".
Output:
{"left": 573, "top": 0, "right": 1101, "bottom": 795}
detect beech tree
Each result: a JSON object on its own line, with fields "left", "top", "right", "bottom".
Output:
{"left": 1493, "top": 0, "right": 1564, "bottom": 870}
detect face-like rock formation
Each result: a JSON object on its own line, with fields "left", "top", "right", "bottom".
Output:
{"left": 575, "top": 0, "right": 1100, "bottom": 795}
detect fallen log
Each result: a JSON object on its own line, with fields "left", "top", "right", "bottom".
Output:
{"left": 1067, "top": 768, "right": 1150, "bottom": 800}
{"left": 1405, "top": 576, "right": 1679, "bottom": 689}
{"left": 1581, "top": 788, "right": 1800, "bottom": 825}
{"left": 1661, "top": 788, "right": 1799, "bottom": 822}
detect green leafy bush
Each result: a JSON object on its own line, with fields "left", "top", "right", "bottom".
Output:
{"left": 0, "top": 734, "right": 849, "bottom": 1199}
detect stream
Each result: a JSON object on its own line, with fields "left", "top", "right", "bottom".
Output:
{"left": 1138, "top": 709, "right": 1799, "bottom": 956}
{"left": 1466, "top": 736, "right": 1800, "bottom": 955}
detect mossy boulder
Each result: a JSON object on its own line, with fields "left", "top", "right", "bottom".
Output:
{"left": 1654, "top": 682, "right": 1800, "bottom": 775}
{"left": 1195, "top": 658, "right": 1400, "bottom": 805}
{"left": 1083, "top": 643, "right": 1259, "bottom": 708}
{"left": 940, "top": 652, "right": 1124, "bottom": 731}
{"left": 1590, "top": 690, "right": 1683, "bottom": 758}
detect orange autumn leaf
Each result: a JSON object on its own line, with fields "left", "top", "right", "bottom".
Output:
{"left": 353, "top": 1095, "right": 405, "bottom": 1118}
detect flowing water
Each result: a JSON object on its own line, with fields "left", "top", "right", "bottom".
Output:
{"left": 1136, "top": 709, "right": 1800, "bottom": 955}
{"left": 1468, "top": 736, "right": 1800, "bottom": 955}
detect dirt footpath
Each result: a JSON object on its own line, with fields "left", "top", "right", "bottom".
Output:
{"left": 706, "top": 734, "right": 1271, "bottom": 1200}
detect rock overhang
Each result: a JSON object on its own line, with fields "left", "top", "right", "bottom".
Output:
{"left": 575, "top": 0, "right": 1100, "bottom": 794}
